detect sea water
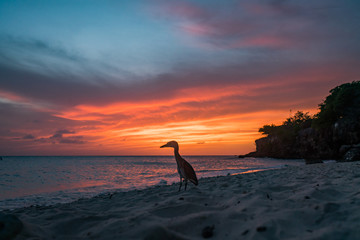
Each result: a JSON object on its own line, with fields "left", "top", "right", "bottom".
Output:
{"left": 0, "top": 156, "right": 304, "bottom": 210}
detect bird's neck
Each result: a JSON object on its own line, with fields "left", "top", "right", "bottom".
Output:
{"left": 174, "top": 148, "right": 182, "bottom": 161}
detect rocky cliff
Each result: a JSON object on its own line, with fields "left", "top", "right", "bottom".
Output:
{"left": 243, "top": 121, "right": 360, "bottom": 162}
{"left": 241, "top": 81, "right": 360, "bottom": 162}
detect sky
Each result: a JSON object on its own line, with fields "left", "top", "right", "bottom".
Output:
{"left": 1, "top": 0, "right": 360, "bottom": 155}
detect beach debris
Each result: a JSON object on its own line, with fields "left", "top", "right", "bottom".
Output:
{"left": 0, "top": 214, "right": 23, "bottom": 240}
{"left": 242, "top": 229, "right": 249, "bottom": 235}
{"left": 304, "top": 196, "right": 311, "bottom": 199}
{"left": 266, "top": 193, "right": 273, "bottom": 200}
{"left": 178, "top": 197, "right": 184, "bottom": 200}
{"left": 256, "top": 226, "right": 267, "bottom": 232}
{"left": 160, "top": 141, "right": 198, "bottom": 191}
{"left": 202, "top": 225, "right": 215, "bottom": 238}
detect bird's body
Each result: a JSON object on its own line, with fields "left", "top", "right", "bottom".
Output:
{"left": 160, "top": 141, "right": 198, "bottom": 191}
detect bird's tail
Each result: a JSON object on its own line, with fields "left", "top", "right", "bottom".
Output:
{"left": 190, "top": 178, "right": 198, "bottom": 186}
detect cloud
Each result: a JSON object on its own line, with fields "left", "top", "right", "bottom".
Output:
{"left": 58, "top": 137, "right": 84, "bottom": 144}
{"left": 0, "top": 35, "right": 84, "bottom": 63}
{"left": 22, "top": 134, "right": 35, "bottom": 140}
{"left": 1, "top": 51, "right": 353, "bottom": 110}
{"left": 0, "top": 35, "right": 135, "bottom": 84}
{"left": 36, "top": 129, "right": 85, "bottom": 144}
{"left": 51, "top": 129, "right": 76, "bottom": 139}
{"left": 151, "top": 0, "right": 358, "bottom": 51}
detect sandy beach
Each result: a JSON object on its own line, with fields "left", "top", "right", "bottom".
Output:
{"left": 2, "top": 161, "right": 360, "bottom": 240}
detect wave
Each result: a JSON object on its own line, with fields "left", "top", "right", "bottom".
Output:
{"left": 131, "top": 161, "right": 175, "bottom": 166}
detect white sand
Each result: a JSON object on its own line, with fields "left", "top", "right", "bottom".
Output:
{"left": 3, "top": 161, "right": 360, "bottom": 240}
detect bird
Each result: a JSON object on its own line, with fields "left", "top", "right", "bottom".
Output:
{"left": 160, "top": 141, "right": 198, "bottom": 191}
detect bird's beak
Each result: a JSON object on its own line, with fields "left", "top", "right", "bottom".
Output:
{"left": 160, "top": 144, "right": 168, "bottom": 148}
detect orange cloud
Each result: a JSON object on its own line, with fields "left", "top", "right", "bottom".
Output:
{"left": 46, "top": 78, "right": 321, "bottom": 155}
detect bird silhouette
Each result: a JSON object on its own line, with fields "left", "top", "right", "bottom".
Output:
{"left": 160, "top": 141, "right": 198, "bottom": 191}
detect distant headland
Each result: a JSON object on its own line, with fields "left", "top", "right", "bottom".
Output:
{"left": 241, "top": 81, "right": 360, "bottom": 162}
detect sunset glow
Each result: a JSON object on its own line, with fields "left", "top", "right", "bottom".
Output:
{"left": 1, "top": 0, "right": 359, "bottom": 155}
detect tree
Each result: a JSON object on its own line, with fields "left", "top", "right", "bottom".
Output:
{"left": 259, "top": 124, "right": 278, "bottom": 136}
{"left": 313, "top": 81, "right": 360, "bottom": 129}
{"left": 283, "top": 111, "right": 312, "bottom": 129}
{"left": 259, "top": 111, "right": 312, "bottom": 137}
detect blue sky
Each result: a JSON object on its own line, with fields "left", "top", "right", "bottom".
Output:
{"left": 0, "top": 1, "right": 178, "bottom": 76}
{"left": 0, "top": 0, "right": 234, "bottom": 79}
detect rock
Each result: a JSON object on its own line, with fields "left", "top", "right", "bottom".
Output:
{"left": 202, "top": 225, "right": 215, "bottom": 238}
{"left": 0, "top": 214, "right": 23, "bottom": 240}
{"left": 305, "top": 159, "right": 323, "bottom": 164}
{"left": 339, "top": 145, "right": 352, "bottom": 156}
{"left": 341, "top": 145, "right": 360, "bottom": 162}
{"left": 256, "top": 226, "right": 267, "bottom": 232}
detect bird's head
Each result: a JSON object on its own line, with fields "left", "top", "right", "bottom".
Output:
{"left": 160, "top": 141, "right": 179, "bottom": 149}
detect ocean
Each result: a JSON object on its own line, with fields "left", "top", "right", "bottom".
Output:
{"left": 0, "top": 156, "right": 304, "bottom": 210}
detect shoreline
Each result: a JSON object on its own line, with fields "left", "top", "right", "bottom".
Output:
{"left": 0, "top": 167, "right": 286, "bottom": 212}
{"left": 0, "top": 157, "right": 304, "bottom": 211}
{"left": 2, "top": 161, "right": 360, "bottom": 239}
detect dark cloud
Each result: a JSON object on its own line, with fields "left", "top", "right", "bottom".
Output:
{"left": 1, "top": 49, "right": 359, "bottom": 111}
{"left": 36, "top": 129, "right": 85, "bottom": 144}
{"left": 0, "top": 64, "right": 116, "bottom": 107}
{"left": 22, "top": 134, "right": 35, "bottom": 140}
{"left": 0, "top": 101, "right": 99, "bottom": 151}
{"left": 51, "top": 129, "right": 76, "bottom": 139}
{"left": 0, "top": 101, "right": 94, "bottom": 133}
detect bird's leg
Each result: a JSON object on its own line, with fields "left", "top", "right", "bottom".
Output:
{"left": 185, "top": 180, "right": 188, "bottom": 191}
{"left": 178, "top": 177, "right": 183, "bottom": 191}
